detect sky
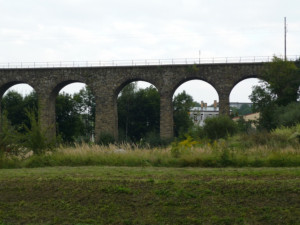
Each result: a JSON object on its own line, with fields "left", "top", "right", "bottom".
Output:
{"left": 1, "top": 0, "right": 299, "bottom": 104}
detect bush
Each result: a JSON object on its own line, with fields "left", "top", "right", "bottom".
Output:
{"left": 203, "top": 116, "right": 237, "bottom": 140}
{"left": 0, "top": 112, "right": 23, "bottom": 156}
{"left": 236, "top": 117, "right": 254, "bottom": 134}
{"left": 185, "top": 126, "right": 206, "bottom": 141}
{"left": 276, "top": 102, "right": 300, "bottom": 127}
{"left": 98, "top": 132, "right": 115, "bottom": 146}
{"left": 143, "top": 131, "right": 172, "bottom": 148}
{"left": 21, "top": 110, "right": 56, "bottom": 155}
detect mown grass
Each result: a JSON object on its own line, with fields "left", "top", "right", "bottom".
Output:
{"left": 0, "top": 166, "right": 299, "bottom": 225}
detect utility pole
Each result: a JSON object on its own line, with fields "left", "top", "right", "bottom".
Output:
{"left": 284, "top": 17, "right": 287, "bottom": 61}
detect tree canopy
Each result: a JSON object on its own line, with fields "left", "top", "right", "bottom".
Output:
{"left": 249, "top": 57, "right": 300, "bottom": 130}
{"left": 173, "top": 91, "right": 195, "bottom": 136}
{"left": 117, "top": 83, "right": 160, "bottom": 142}
{"left": 261, "top": 57, "right": 300, "bottom": 106}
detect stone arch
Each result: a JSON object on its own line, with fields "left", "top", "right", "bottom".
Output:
{"left": 114, "top": 77, "right": 161, "bottom": 99}
{"left": 0, "top": 81, "right": 37, "bottom": 99}
{"left": 229, "top": 74, "right": 269, "bottom": 101}
{"left": 39, "top": 79, "right": 96, "bottom": 140}
{"left": 230, "top": 74, "right": 263, "bottom": 93}
{"left": 49, "top": 80, "right": 95, "bottom": 101}
{"left": 230, "top": 78, "right": 263, "bottom": 102}
{"left": 171, "top": 77, "right": 219, "bottom": 99}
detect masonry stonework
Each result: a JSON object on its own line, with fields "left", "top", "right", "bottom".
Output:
{"left": 0, "top": 63, "right": 266, "bottom": 141}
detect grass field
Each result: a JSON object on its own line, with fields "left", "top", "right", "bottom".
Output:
{"left": 0, "top": 166, "right": 299, "bottom": 225}
{"left": 2, "top": 142, "right": 300, "bottom": 169}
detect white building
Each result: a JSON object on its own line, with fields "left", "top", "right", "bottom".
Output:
{"left": 189, "top": 100, "right": 219, "bottom": 126}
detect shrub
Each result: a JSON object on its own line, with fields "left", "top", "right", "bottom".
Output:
{"left": 21, "top": 110, "right": 56, "bottom": 155}
{"left": 0, "top": 112, "right": 23, "bottom": 156}
{"left": 186, "top": 126, "right": 206, "bottom": 141}
{"left": 236, "top": 117, "right": 254, "bottom": 134}
{"left": 171, "top": 135, "right": 199, "bottom": 158}
{"left": 203, "top": 116, "right": 237, "bottom": 140}
{"left": 276, "top": 102, "right": 300, "bottom": 127}
{"left": 143, "top": 131, "right": 172, "bottom": 148}
{"left": 98, "top": 132, "right": 115, "bottom": 146}
{"left": 272, "top": 124, "right": 300, "bottom": 144}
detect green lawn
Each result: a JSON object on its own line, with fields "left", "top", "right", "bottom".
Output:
{"left": 0, "top": 166, "right": 299, "bottom": 225}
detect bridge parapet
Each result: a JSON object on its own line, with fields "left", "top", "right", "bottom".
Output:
{"left": 0, "top": 55, "right": 298, "bottom": 69}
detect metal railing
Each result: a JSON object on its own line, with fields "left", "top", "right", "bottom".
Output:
{"left": 0, "top": 55, "right": 298, "bottom": 69}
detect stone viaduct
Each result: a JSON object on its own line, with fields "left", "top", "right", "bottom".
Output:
{"left": 0, "top": 62, "right": 266, "bottom": 141}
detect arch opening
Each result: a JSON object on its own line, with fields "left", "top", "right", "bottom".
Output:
{"left": 1, "top": 83, "right": 37, "bottom": 131}
{"left": 173, "top": 80, "right": 219, "bottom": 136}
{"left": 117, "top": 81, "right": 160, "bottom": 142}
{"left": 229, "top": 78, "right": 264, "bottom": 116}
{"left": 56, "top": 82, "right": 95, "bottom": 143}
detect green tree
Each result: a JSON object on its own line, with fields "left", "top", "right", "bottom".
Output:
{"left": 56, "top": 93, "right": 85, "bottom": 142}
{"left": 73, "top": 87, "right": 95, "bottom": 141}
{"left": 1, "top": 91, "right": 38, "bottom": 131}
{"left": 262, "top": 57, "right": 300, "bottom": 106}
{"left": 173, "top": 91, "right": 195, "bottom": 136}
{"left": 249, "top": 57, "right": 300, "bottom": 130}
{"left": 276, "top": 102, "right": 300, "bottom": 127}
{"left": 117, "top": 83, "right": 160, "bottom": 142}
{"left": 117, "top": 83, "right": 137, "bottom": 141}
{"left": 1, "top": 91, "right": 25, "bottom": 128}
{"left": 230, "top": 104, "right": 253, "bottom": 117}
{"left": 250, "top": 84, "right": 278, "bottom": 131}
{"left": 238, "top": 104, "right": 253, "bottom": 115}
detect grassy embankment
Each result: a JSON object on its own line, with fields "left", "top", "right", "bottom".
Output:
{"left": 0, "top": 166, "right": 299, "bottom": 225}
{"left": 1, "top": 140, "right": 300, "bottom": 168}
{"left": 1, "top": 120, "right": 300, "bottom": 169}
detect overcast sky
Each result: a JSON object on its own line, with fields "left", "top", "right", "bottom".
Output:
{"left": 1, "top": 0, "right": 299, "bottom": 103}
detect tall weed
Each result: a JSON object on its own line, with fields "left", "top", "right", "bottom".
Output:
{"left": 0, "top": 112, "right": 23, "bottom": 156}
{"left": 21, "top": 110, "right": 56, "bottom": 155}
